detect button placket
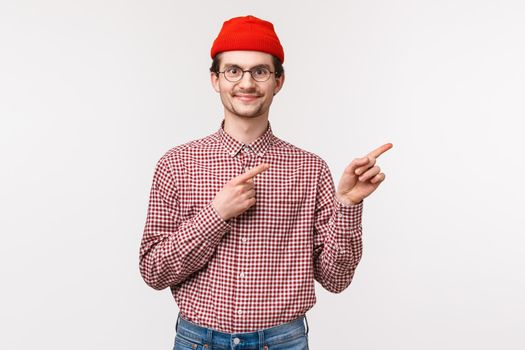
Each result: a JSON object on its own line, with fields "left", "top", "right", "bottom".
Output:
{"left": 235, "top": 243, "right": 248, "bottom": 321}
{"left": 236, "top": 145, "right": 257, "bottom": 326}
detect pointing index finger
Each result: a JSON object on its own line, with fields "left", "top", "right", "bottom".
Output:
{"left": 367, "top": 143, "right": 393, "bottom": 159}
{"left": 236, "top": 163, "right": 271, "bottom": 183}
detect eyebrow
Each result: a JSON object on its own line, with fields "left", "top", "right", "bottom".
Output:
{"left": 222, "top": 63, "right": 271, "bottom": 70}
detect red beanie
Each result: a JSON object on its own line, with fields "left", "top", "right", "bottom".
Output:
{"left": 210, "top": 15, "right": 285, "bottom": 63}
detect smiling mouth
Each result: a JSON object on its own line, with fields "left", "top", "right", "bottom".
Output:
{"left": 235, "top": 95, "right": 260, "bottom": 102}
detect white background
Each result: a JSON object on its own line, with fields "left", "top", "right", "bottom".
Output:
{"left": 1, "top": 1, "right": 524, "bottom": 349}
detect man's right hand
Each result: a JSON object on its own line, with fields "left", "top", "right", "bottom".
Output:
{"left": 211, "top": 163, "right": 271, "bottom": 221}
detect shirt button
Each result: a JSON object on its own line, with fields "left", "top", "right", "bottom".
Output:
{"left": 239, "top": 272, "right": 245, "bottom": 278}
{"left": 233, "top": 338, "right": 241, "bottom": 345}
{"left": 237, "top": 309, "right": 243, "bottom": 315}
{"left": 241, "top": 237, "right": 247, "bottom": 243}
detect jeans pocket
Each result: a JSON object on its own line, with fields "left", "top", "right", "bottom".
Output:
{"left": 173, "top": 334, "right": 203, "bottom": 350}
{"left": 266, "top": 334, "right": 309, "bottom": 350}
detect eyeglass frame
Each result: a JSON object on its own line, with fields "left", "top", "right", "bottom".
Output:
{"left": 216, "top": 65, "right": 277, "bottom": 82}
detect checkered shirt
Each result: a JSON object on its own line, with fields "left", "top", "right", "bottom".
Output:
{"left": 139, "top": 118, "right": 364, "bottom": 333}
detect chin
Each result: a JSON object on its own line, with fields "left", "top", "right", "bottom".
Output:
{"left": 231, "top": 107, "right": 265, "bottom": 118}
{"left": 236, "top": 113, "right": 263, "bottom": 118}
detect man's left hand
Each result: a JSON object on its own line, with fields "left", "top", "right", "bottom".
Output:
{"left": 336, "top": 143, "right": 393, "bottom": 205}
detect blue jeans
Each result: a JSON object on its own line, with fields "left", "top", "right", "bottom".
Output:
{"left": 173, "top": 312, "right": 309, "bottom": 350}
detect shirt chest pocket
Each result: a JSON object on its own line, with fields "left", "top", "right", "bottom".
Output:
{"left": 187, "top": 171, "right": 227, "bottom": 205}
{"left": 258, "top": 177, "right": 307, "bottom": 215}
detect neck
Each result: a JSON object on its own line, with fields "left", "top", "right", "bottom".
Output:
{"left": 223, "top": 115, "right": 269, "bottom": 144}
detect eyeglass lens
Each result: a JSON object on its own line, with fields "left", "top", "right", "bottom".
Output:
{"left": 224, "top": 66, "right": 271, "bottom": 82}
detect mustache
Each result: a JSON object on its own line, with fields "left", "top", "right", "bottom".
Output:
{"left": 233, "top": 90, "right": 261, "bottom": 97}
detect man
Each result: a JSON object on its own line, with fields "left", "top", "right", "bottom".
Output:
{"left": 139, "top": 15, "right": 392, "bottom": 350}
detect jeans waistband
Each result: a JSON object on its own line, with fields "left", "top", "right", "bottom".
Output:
{"left": 175, "top": 312, "right": 309, "bottom": 350}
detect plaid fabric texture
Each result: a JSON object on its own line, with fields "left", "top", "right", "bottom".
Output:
{"left": 139, "top": 118, "right": 364, "bottom": 333}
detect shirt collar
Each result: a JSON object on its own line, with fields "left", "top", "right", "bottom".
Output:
{"left": 217, "top": 118, "right": 276, "bottom": 158}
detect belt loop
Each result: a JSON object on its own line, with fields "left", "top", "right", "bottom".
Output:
{"left": 304, "top": 314, "right": 309, "bottom": 335}
{"left": 259, "top": 329, "right": 265, "bottom": 350}
{"left": 206, "top": 328, "right": 213, "bottom": 348}
{"left": 175, "top": 312, "right": 181, "bottom": 333}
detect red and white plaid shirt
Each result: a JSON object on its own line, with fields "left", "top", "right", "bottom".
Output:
{"left": 139, "top": 118, "right": 364, "bottom": 333}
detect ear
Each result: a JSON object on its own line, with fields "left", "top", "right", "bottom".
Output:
{"left": 273, "top": 72, "right": 285, "bottom": 96}
{"left": 210, "top": 72, "right": 220, "bottom": 93}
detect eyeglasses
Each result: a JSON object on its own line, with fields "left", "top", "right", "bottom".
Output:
{"left": 217, "top": 65, "right": 275, "bottom": 82}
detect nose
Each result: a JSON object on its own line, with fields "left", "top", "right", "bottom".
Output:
{"left": 238, "top": 71, "right": 256, "bottom": 89}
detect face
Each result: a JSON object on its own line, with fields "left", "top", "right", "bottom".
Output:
{"left": 211, "top": 50, "right": 285, "bottom": 120}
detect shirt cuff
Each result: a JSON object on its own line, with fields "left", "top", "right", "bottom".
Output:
{"left": 209, "top": 202, "right": 232, "bottom": 226}
{"left": 335, "top": 196, "right": 362, "bottom": 207}
{"left": 334, "top": 197, "right": 363, "bottom": 232}
{"left": 193, "top": 202, "right": 232, "bottom": 244}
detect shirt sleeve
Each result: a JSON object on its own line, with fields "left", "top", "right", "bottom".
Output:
{"left": 312, "top": 160, "right": 364, "bottom": 294}
{"left": 139, "top": 155, "right": 231, "bottom": 290}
